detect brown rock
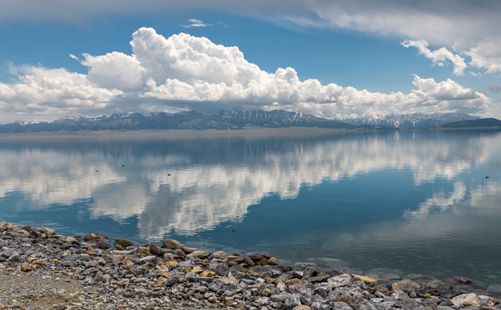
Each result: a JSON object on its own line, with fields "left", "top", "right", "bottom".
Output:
{"left": 337, "top": 295, "right": 352, "bottom": 304}
{"left": 161, "top": 239, "right": 184, "bottom": 249}
{"left": 181, "top": 246, "right": 197, "bottom": 254}
{"left": 287, "top": 278, "right": 302, "bottom": 286}
{"left": 26, "top": 257, "right": 45, "bottom": 266}
{"left": 243, "top": 256, "right": 255, "bottom": 266}
{"left": 201, "top": 271, "right": 216, "bottom": 277}
{"left": 20, "top": 264, "right": 33, "bottom": 272}
{"left": 83, "top": 233, "right": 97, "bottom": 242}
{"left": 114, "top": 239, "right": 133, "bottom": 250}
{"left": 148, "top": 243, "right": 161, "bottom": 256}
{"left": 188, "top": 250, "right": 210, "bottom": 259}
{"left": 249, "top": 253, "right": 270, "bottom": 262}
{"left": 352, "top": 274, "right": 377, "bottom": 285}
{"left": 212, "top": 251, "right": 226, "bottom": 259}
{"left": 256, "top": 258, "right": 269, "bottom": 265}
{"left": 267, "top": 257, "right": 280, "bottom": 265}
{"left": 164, "top": 260, "right": 178, "bottom": 268}
{"left": 310, "top": 274, "right": 330, "bottom": 283}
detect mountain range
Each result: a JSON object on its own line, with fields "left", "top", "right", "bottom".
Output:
{"left": 0, "top": 110, "right": 499, "bottom": 133}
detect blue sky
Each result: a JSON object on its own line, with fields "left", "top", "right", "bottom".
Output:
{"left": 0, "top": 1, "right": 500, "bottom": 122}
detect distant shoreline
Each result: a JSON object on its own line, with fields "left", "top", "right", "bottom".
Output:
{"left": 0, "top": 126, "right": 499, "bottom": 141}
{"left": 0, "top": 127, "right": 354, "bottom": 140}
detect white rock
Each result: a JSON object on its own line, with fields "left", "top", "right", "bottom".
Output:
{"left": 327, "top": 274, "right": 352, "bottom": 287}
{"left": 451, "top": 293, "right": 481, "bottom": 308}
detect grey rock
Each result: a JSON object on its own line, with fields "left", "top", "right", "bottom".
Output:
{"left": 284, "top": 293, "right": 302, "bottom": 308}
{"left": 332, "top": 301, "right": 353, "bottom": 310}
{"left": 311, "top": 301, "right": 330, "bottom": 310}
{"left": 328, "top": 274, "right": 352, "bottom": 287}
{"left": 209, "top": 260, "right": 228, "bottom": 276}
{"left": 271, "top": 293, "right": 290, "bottom": 303}
{"left": 95, "top": 241, "right": 110, "bottom": 249}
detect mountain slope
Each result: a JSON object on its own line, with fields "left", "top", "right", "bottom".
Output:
{"left": 441, "top": 118, "right": 501, "bottom": 128}
{"left": 344, "top": 113, "right": 478, "bottom": 129}
{"left": 1, "top": 110, "right": 495, "bottom": 133}
{"left": 0, "top": 110, "right": 357, "bottom": 133}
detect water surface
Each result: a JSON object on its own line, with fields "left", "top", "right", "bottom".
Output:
{"left": 0, "top": 130, "right": 500, "bottom": 285}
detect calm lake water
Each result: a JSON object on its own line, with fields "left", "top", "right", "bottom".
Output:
{"left": 1, "top": 130, "right": 500, "bottom": 286}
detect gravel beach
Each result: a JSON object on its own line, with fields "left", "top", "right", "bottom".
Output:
{"left": 0, "top": 221, "right": 499, "bottom": 309}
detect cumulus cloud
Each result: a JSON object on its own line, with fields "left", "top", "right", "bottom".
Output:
{"left": 0, "top": 66, "right": 121, "bottom": 122}
{"left": 0, "top": 27, "right": 493, "bottom": 122}
{"left": 402, "top": 39, "right": 467, "bottom": 76}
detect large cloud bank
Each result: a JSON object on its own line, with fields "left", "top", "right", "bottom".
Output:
{"left": 0, "top": 27, "right": 492, "bottom": 122}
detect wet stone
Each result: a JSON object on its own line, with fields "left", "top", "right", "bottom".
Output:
{"left": 0, "top": 221, "right": 499, "bottom": 310}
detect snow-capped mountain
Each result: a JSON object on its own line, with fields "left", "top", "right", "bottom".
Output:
{"left": 0, "top": 110, "right": 355, "bottom": 133}
{"left": 343, "top": 113, "right": 479, "bottom": 129}
{"left": 0, "top": 110, "right": 496, "bottom": 133}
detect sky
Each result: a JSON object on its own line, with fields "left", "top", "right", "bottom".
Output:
{"left": 0, "top": 0, "right": 500, "bottom": 123}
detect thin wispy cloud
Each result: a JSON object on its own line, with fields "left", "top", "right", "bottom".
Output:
{"left": 181, "top": 18, "right": 210, "bottom": 28}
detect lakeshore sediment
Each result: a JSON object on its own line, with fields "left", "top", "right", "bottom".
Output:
{"left": 0, "top": 221, "right": 499, "bottom": 310}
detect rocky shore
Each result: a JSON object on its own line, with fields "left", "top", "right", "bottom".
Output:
{"left": 0, "top": 221, "right": 499, "bottom": 310}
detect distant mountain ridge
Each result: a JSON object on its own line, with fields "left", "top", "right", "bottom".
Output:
{"left": 0, "top": 110, "right": 498, "bottom": 133}
{"left": 0, "top": 110, "right": 356, "bottom": 133}
{"left": 343, "top": 113, "right": 478, "bottom": 129}
{"left": 441, "top": 118, "right": 501, "bottom": 128}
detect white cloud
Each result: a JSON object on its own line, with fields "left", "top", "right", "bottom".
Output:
{"left": 81, "top": 51, "right": 145, "bottom": 91}
{"left": 402, "top": 39, "right": 467, "bottom": 76}
{"left": 294, "top": 1, "right": 501, "bottom": 74}
{"left": 181, "top": 18, "right": 210, "bottom": 28}
{"left": 466, "top": 41, "right": 501, "bottom": 73}
{"left": 0, "top": 27, "right": 493, "bottom": 122}
{"left": 0, "top": 1, "right": 500, "bottom": 73}
{"left": 0, "top": 66, "right": 121, "bottom": 122}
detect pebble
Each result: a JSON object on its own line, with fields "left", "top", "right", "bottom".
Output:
{"left": 0, "top": 221, "right": 499, "bottom": 310}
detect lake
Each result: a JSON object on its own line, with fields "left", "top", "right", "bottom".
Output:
{"left": 0, "top": 130, "right": 500, "bottom": 287}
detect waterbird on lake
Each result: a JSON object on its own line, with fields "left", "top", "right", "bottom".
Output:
{"left": 486, "top": 176, "right": 490, "bottom": 179}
